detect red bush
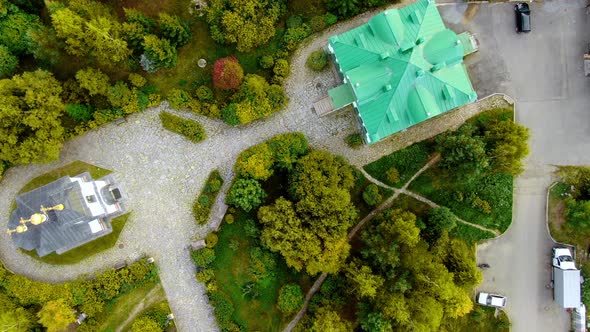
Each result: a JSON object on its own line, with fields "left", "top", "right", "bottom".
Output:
{"left": 212, "top": 56, "right": 244, "bottom": 90}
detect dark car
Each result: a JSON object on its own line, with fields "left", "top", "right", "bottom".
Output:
{"left": 515, "top": 3, "right": 531, "bottom": 33}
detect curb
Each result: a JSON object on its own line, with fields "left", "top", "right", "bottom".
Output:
{"left": 545, "top": 181, "right": 577, "bottom": 256}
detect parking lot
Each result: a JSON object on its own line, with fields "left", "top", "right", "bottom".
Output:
{"left": 439, "top": 1, "right": 590, "bottom": 331}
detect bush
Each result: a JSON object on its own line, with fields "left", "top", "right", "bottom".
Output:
{"left": 306, "top": 49, "right": 328, "bottom": 71}
{"left": 345, "top": 133, "right": 362, "bottom": 148}
{"left": 259, "top": 55, "right": 274, "bottom": 69}
{"left": 205, "top": 233, "right": 218, "bottom": 248}
{"left": 159, "top": 111, "right": 206, "bottom": 142}
{"left": 325, "top": 12, "right": 338, "bottom": 26}
{"left": 128, "top": 73, "right": 146, "bottom": 88}
{"left": 386, "top": 167, "right": 400, "bottom": 184}
{"left": 167, "top": 89, "right": 192, "bottom": 110}
{"left": 273, "top": 59, "right": 290, "bottom": 78}
{"left": 287, "top": 15, "right": 303, "bottom": 29}
{"left": 212, "top": 56, "right": 244, "bottom": 90}
{"left": 310, "top": 15, "right": 326, "bottom": 32}
{"left": 362, "top": 184, "right": 382, "bottom": 207}
{"left": 196, "top": 85, "right": 213, "bottom": 102}
{"left": 191, "top": 248, "right": 216, "bottom": 267}
{"left": 226, "top": 178, "right": 267, "bottom": 212}
{"left": 283, "top": 24, "right": 312, "bottom": 51}
{"left": 225, "top": 214, "right": 234, "bottom": 224}
{"left": 208, "top": 291, "right": 234, "bottom": 324}
{"left": 277, "top": 284, "right": 304, "bottom": 314}
{"left": 65, "top": 104, "right": 94, "bottom": 122}
{"left": 198, "top": 195, "right": 211, "bottom": 207}
{"left": 424, "top": 207, "right": 458, "bottom": 241}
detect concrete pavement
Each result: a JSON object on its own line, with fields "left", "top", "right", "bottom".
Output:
{"left": 440, "top": 1, "right": 590, "bottom": 331}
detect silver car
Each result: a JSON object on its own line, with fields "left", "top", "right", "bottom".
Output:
{"left": 477, "top": 292, "right": 507, "bottom": 308}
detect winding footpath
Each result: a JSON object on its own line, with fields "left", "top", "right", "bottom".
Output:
{"left": 0, "top": 4, "right": 509, "bottom": 332}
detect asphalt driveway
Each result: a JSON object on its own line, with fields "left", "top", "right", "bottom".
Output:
{"left": 440, "top": 1, "right": 590, "bottom": 331}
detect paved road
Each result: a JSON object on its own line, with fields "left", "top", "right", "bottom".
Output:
{"left": 441, "top": 1, "right": 590, "bottom": 331}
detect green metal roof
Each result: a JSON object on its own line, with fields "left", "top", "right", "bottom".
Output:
{"left": 328, "top": 83, "right": 355, "bottom": 109}
{"left": 327, "top": 0, "right": 477, "bottom": 144}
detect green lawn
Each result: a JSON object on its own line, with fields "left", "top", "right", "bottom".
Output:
{"left": 21, "top": 213, "right": 130, "bottom": 265}
{"left": 211, "top": 212, "right": 310, "bottom": 331}
{"left": 409, "top": 168, "right": 513, "bottom": 233}
{"left": 363, "top": 140, "right": 434, "bottom": 188}
{"left": 19, "top": 160, "right": 112, "bottom": 194}
{"left": 97, "top": 283, "right": 166, "bottom": 332}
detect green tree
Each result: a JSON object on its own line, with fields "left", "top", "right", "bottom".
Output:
{"left": 65, "top": 104, "right": 94, "bottom": 122}
{"left": 362, "top": 184, "right": 382, "bottom": 206}
{"left": 258, "top": 150, "right": 356, "bottom": 275}
{"left": 311, "top": 307, "right": 352, "bottom": 332}
{"left": 75, "top": 67, "right": 110, "bottom": 96}
{"left": 226, "top": 177, "right": 267, "bottom": 212}
{"left": 326, "top": 0, "right": 360, "bottom": 18}
{"left": 0, "top": 44, "right": 17, "bottom": 77}
{"left": 437, "top": 133, "right": 489, "bottom": 179}
{"left": 37, "top": 299, "right": 75, "bottom": 332}
{"left": 234, "top": 143, "right": 275, "bottom": 180}
{"left": 0, "top": 70, "right": 65, "bottom": 164}
{"left": 359, "top": 312, "right": 392, "bottom": 332}
{"left": 158, "top": 13, "right": 190, "bottom": 47}
{"left": 306, "top": 50, "right": 328, "bottom": 71}
{"left": 130, "top": 317, "right": 161, "bottom": 332}
{"left": 142, "top": 34, "right": 177, "bottom": 70}
{"left": 0, "top": 8, "right": 39, "bottom": 54}
{"left": 191, "top": 248, "right": 216, "bottom": 267}
{"left": 423, "top": 207, "right": 458, "bottom": 242}
{"left": 0, "top": 307, "right": 33, "bottom": 332}
{"left": 205, "top": 0, "right": 286, "bottom": 52}
{"left": 344, "top": 260, "right": 384, "bottom": 299}
{"left": 484, "top": 118, "right": 530, "bottom": 176}
{"left": 565, "top": 197, "right": 590, "bottom": 228}
{"left": 277, "top": 284, "right": 304, "bottom": 314}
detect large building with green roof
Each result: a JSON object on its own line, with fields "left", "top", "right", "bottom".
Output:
{"left": 325, "top": 0, "right": 478, "bottom": 144}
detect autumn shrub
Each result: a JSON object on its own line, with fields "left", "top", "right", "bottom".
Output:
{"left": 196, "top": 85, "right": 213, "bottom": 101}
{"left": 362, "top": 184, "right": 382, "bottom": 206}
{"left": 283, "top": 24, "right": 312, "bottom": 51}
{"left": 273, "top": 59, "right": 290, "bottom": 78}
{"left": 386, "top": 167, "right": 400, "bottom": 184}
{"left": 310, "top": 15, "right": 327, "bottom": 32}
{"left": 191, "top": 248, "right": 216, "bottom": 267}
{"left": 167, "top": 89, "right": 192, "bottom": 110}
{"left": 212, "top": 56, "right": 244, "bottom": 90}
{"left": 128, "top": 73, "right": 146, "bottom": 88}
{"left": 306, "top": 49, "right": 328, "bottom": 71}
{"left": 159, "top": 111, "right": 206, "bottom": 142}
{"left": 234, "top": 143, "right": 275, "bottom": 180}
{"left": 225, "top": 214, "right": 234, "bottom": 224}
{"left": 205, "top": 233, "right": 219, "bottom": 248}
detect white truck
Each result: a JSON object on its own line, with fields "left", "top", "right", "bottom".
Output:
{"left": 552, "top": 247, "right": 582, "bottom": 309}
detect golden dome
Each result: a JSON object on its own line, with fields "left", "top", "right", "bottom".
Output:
{"left": 16, "top": 225, "right": 27, "bottom": 233}
{"left": 30, "top": 213, "right": 46, "bottom": 225}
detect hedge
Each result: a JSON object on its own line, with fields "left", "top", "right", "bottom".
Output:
{"left": 193, "top": 170, "right": 224, "bottom": 225}
{"left": 159, "top": 111, "right": 206, "bottom": 143}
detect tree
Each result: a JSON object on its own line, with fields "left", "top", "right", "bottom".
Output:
{"left": 0, "top": 307, "right": 33, "bottom": 332}
{"left": 0, "top": 8, "right": 39, "bottom": 54}
{"left": 212, "top": 56, "right": 243, "bottom": 91}
{"left": 423, "top": 207, "right": 458, "bottom": 242}
{"left": 191, "top": 248, "right": 216, "bottom": 267}
{"left": 37, "top": 299, "right": 75, "bottom": 332}
{"left": 359, "top": 312, "right": 392, "bottom": 332}
{"left": 311, "top": 307, "right": 352, "bottom": 332}
{"left": 65, "top": 104, "right": 94, "bottom": 122}
{"left": 565, "top": 197, "right": 590, "bottom": 228}
{"left": 326, "top": 0, "right": 360, "bottom": 18}
{"left": 158, "top": 13, "right": 190, "bottom": 47}
{"left": 306, "top": 50, "right": 328, "bottom": 71}
{"left": 130, "top": 317, "right": 161, "bottom": 332}
{"left": 142, "top": 34, "right": 177, "bottom": 70}
{"left": 436, "top": 133, "right": 489, "bottom": 179}
{"left": 206, "top": 0, "right": 286, "bottom": 52}
{"left": 0, "top": 45, "right": 17, "bottom": 77}
{"left": 258, "top": 150, "right": 357, "bottom": 275}
{"left": 362, "top": 184, "right": 382, "bottom": 206}
{"left": 234, "top": 143, "right": 275, "bottom": 180}
{"left": 277, "top": 284, "right": 304, "bottom": 314}
{"left": 226, "top": 177, "right": 267, "bottom": 212}
{"left": 0, "top": 70, "right": 65, "bottom": 164}
{"left": 75, "top": 67, "right": 110, "bottom": 96}
{"left": 344, "top": 260, "right": 384, "bottom": 299}
{"left": 484, "top": 118, "right": 530, "bottom": 176}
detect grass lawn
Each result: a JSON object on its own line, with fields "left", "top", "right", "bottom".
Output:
{"left": 442, "top": 306, "right": 510, "bottom": 332}
{"left": 19, "top": 160, "right": 112, "bottom": 194}
{"left": 363, "top": 140, "right": 434, "bottom": 188}
{"left": 21, "top": 213, "right": 130, "bottom": 265}
{"left": 409, "top": 168, "right": 513, "bottom": 233}
{"left": 211, "top": 211, "right": 311, "bottom": 331}
{"left": 97, "top": 282, "right": 166, "bottom": 332}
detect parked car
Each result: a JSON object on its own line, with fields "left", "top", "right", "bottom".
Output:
{"left": 477, "top": 292, "right": 507, "bottom": 308}
{"left": 515, "top": 3, "right": 531, "bottom": 33}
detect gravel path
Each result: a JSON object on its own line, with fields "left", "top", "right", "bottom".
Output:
{"left": 0, "top": 2, "right": 507, "bottom": 330}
